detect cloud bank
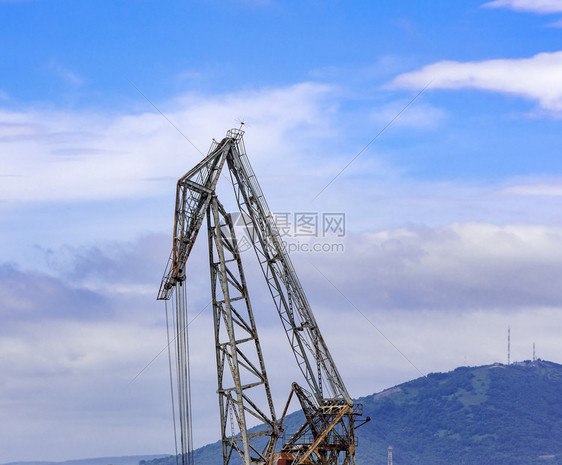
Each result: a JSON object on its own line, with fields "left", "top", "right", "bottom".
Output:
{"left": 0, "top": 82, "right": 336, "bottom": 205}
{"left": 2, "top": 78, "right": 562, "bottom": 463}
{"left": 483, "top": 0, "right": 562, "bottom": 13}
{"left": 391, "top": 51, "right": 562, "bottom": 112}
{"left": 308, "top": 222, "right": 562, "bottom": 311}
{"left": 2, "top": 223, "right": 562, "bottom": 462}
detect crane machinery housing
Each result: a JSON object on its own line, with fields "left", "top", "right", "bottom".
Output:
{"left": 157, "top": 128, "right": 365, "bottom": 465}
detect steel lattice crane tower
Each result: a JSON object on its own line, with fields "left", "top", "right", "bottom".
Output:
{"left": 158, "top": 129, "right": 364, "bottom": 465}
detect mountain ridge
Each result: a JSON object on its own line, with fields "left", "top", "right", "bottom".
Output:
{"left": 8, "top": 360, "right": 561, "bottom": 465}
{"left": 146, "top": 359, "right": 562, "bottom": 465}
{"left": 1, "top": 455, "right": 169, "bottom": 465}
{"left": 357, "top": 359, "right": 562, "bottom": 464}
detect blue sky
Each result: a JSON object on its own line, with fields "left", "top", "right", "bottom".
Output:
{"left": 2, "top": 0, "right": 562, "bottom": 463}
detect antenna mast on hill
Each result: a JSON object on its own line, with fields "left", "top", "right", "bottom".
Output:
{"left": 387, "top": 446, "right": 393, "bottom": 465}
{"left": 507, "top": 327, "right": 511, "bottom": 365}
{"left": 533, "top": 342, "right": 536, "bottom": 362}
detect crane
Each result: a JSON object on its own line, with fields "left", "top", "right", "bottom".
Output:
{"left": 158, "top": 128, "right": 364, "bottom": 465}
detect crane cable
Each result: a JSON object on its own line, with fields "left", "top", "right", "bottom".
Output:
{"left": 165, "top": 299, "right": 179, "bottom": 465}
{"left": 166, "top": 283, "right": 194, "bottom": 465}
{"left": 180, "top": 282, "right": 194, "bottom": 465}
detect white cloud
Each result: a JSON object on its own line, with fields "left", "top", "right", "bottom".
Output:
{"left": 175, "top": 70, "right": 202, "bottom": 80}
{"left": 2, "top": 227, "right": 562, "bottom": 462}
{"left": 3, "top": 80, "right": 562, "bottom": 462}
{"left": 0, "top": 83, "right": 336, "bottom": 205}
{"left": 0, "top": 318, "right": 176, "bottom": 461}
{"left": 391, "top": 51, "right": 562, "bottom": 112}
{"left": 369, "top": 101, "right": 447, "bottom": 130}
{"left": 500, "top": 181, "right": 562, "bottom": 196}
{"left": 5, "top": 198, "right": 562, "bottom": 464}
{"left": 306, "top": 222, "right": 562, "bottom": 311}
{"left": 48, "top": 60, "right": 84, "bottom": 87}
{"left": 483, "top": 0, "right": 562, "bottom": 13}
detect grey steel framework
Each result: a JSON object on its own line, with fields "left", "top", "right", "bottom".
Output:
{"left": 158, "top": 129, "right": 362, "bottom": 465}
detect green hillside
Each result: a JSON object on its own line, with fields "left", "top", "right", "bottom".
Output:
{"left": 144, "top": 360, "right": 562, "bottom": 465}
{"left": 358, "top": 360, "right": 561, "bottom": 464}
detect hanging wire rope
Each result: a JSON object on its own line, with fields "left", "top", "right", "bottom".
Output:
{"left": 166, "top": 282, "right": 194, "bottom": 465}
{"left": 185, "top": 283, "right": 194, "bottom": 465}
{"left": 165, "top": 299, "right": 180, "bottom": 465}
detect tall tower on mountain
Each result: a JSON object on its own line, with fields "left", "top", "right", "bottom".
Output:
{"left": 507, "top": 327, "right": 511, "bottom": 365}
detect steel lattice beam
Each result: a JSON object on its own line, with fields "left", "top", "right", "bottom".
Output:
{"left": 208, "top": 195, "right": 279, "bottom": 465}
{"left": 158, "top": 128, "right": 360, "bottom": 465}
